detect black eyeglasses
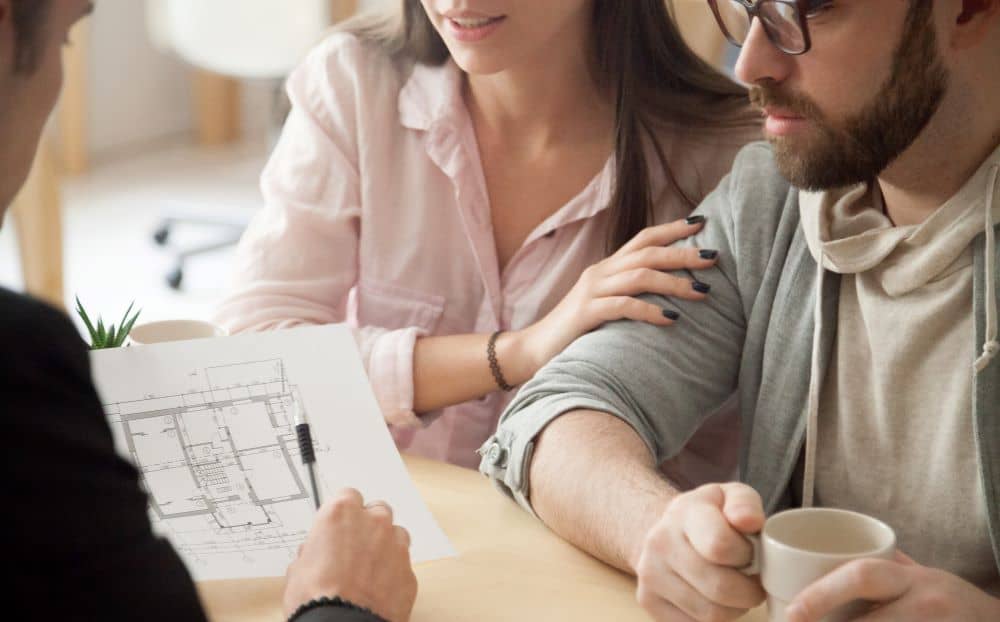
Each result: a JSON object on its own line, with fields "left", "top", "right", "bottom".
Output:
{"left": 708, "top": 0, "right": 827, "bottom": 55}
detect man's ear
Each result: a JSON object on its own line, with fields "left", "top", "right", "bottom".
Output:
{"left": 950, "top": 0, "right": 999, "bottom": 49}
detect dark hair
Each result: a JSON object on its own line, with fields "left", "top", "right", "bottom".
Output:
{"left": 9, "top": 0, "right": 51, "bottom": 73}
{"left": 348, "top": 0, "right": 756, "bottom": 252}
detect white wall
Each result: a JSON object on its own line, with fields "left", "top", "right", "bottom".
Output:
{"left": 82, "top": 0, "right": 193, "bottom": 157}
{"left": 77, "top": 0, "right": 388, "bottom": 159}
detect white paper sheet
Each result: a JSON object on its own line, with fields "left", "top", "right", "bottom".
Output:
{"left": 90, "top": 325, "right": 455, "bottom": 580}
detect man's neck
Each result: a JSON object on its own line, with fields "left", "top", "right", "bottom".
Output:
{"left": 878, "top": 109, "right": 1000, "bottom": 228}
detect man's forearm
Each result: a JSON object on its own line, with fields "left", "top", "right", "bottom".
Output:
{"left": 528, "top": 410, "right": 679, "bottom": 573}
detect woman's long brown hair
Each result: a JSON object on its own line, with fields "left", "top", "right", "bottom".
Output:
{"left": 347, "top": 1, "right": 755, "bottom": 252}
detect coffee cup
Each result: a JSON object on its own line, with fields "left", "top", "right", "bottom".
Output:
{"left": 127, "top": 319, "right": 227, "bottom": 345}
{"left": 742, "top": 508, "right": 896, "bottom": 622}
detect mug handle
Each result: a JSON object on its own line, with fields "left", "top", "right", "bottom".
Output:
{"left": 740, "top": 534, "right": 762, "bottom": 576}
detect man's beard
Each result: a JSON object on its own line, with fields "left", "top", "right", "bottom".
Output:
{"left": 749, "top": 2, "right": 948, "bottom": 191}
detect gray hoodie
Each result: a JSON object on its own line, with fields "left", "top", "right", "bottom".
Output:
{"left": 796, "top": 145, "right": 1000, "bottom": 588}
{"left": 478, "top": 142, "right": 1000, "bottom": 584}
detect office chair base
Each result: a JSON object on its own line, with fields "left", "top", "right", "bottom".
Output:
{"left": 166, "top": 266, "right": 184, "bottom": 290}
{"left": 153, "top": 224, "right": 171, "bottom": 246}
{"left": 151, "top": 219, "right": 245, "bottom": 291}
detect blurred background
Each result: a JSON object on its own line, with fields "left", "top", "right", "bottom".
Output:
{"left": 0, "top": 0, "right": 735, "bottom": 335}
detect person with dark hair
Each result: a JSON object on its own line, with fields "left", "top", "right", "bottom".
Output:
{"left": 213, "top": 1, "right": 759, "bottom": 480}
{"left": 2, "top": 2, "right": 416, "bottom": 620}
{"left": 484, "top": 1, "right": 1000, "bottom": 620}
{"left": 7, "top": 0, "right": 48, "bottom": 71}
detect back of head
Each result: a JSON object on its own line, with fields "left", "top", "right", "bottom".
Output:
{"left": 0, "top": 0, "right": 56, "bottom": 214}
{"left": 8, "top": 0, "right": 50, "bottom": 73}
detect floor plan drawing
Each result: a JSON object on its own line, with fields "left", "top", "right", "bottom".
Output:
{"left": 104, "top": 359, "right": 322, "bottom": 579}
{"left": 92, "top": 325, "right": 455, "bottom": 580}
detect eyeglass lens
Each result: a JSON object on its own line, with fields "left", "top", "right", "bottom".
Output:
{"left": 717, "top": 0, "right": 806, "bottom": 54}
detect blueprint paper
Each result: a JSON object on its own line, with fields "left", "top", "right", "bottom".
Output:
{"left": 89, "top": 325, "right": 455, "bottom": 581}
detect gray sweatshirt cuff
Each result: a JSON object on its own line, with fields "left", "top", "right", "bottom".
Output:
{"left": 477, "top": 395, "right": 639, "bottom": 516}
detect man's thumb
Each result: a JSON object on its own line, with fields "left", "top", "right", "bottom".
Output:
{"left": 720, "top": 483, "right": 766, "bottom": 534}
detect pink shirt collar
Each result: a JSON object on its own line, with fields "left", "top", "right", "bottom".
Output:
{"left": 398, "top": 59, "right": 616, "bottom": 237}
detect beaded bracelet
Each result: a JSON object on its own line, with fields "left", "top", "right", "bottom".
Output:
{"left": 287, "top": 596, "right": 388, "bottom": 622}
{"left": 487, "top": 330, "right": 515, "bottom": 392}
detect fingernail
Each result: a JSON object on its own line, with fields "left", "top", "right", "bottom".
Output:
{"left": 686, "top": 215, "right": 706, "bottom": 225}
{"left": 692, "top": 281, "right": 711, "bottom": 294}
{"left": 662, "top": 309, "right": 680, "bottom": 321}
{"left": 699, "top": 249, "right": 719, "bottom": 260}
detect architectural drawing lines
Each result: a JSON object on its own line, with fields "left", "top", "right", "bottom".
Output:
{"left": 103, "top": 359, "right": 324, "bottom": 572}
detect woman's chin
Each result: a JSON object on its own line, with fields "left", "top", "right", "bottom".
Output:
{"left": 447, "top": 51, "right": 513, "bottom": 77}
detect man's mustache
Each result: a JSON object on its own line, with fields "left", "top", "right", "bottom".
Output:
{"left": 748, "top": 83, "right": 823, "bottom": 121}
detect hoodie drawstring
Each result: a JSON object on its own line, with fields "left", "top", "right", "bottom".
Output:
{"left": 974, "top": 164, "right": 999, "bottom": 373}
{"left": 802, "top": 251, "right": 826, "bottom": 508}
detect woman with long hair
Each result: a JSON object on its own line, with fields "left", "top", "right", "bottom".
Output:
{"left": 215, "top": 0, "right": 758, "bottom": 474}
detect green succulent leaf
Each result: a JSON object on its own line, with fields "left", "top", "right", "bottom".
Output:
{"left": 117, "top": 301, "right": 134, "bottom": 327}
{"left": 117, "top": 306, "right": 142, "bottom": 346}
{"left": 105, "top": 324, "right": 118, "bottom": 347}
{"left": 75, "top": 296, "right": 99, "bottom": 342}
{"left": 75, "top": 298, "right": 143, "bottom": 349}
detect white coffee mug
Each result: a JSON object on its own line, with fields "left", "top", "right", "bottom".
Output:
{"left": 127, "top": 319, "right": 227, "bottom": 345}
{"left": 742, "top": 508, "right": 896, "bottom": 622}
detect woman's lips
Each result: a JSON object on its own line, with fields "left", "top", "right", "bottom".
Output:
{"left": 443, "top": 15, "right": 506, "bottom": 43}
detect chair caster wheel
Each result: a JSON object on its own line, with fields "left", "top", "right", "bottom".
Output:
{"left": 166, "top": 267, "right": 183, "bottom": 290}
{"left": 153, "top": 225, "right": 170, "bottom": 245}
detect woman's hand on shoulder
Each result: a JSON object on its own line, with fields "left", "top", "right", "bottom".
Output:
{"left": 515, "top": 216, "right": 718, "bottom": 374}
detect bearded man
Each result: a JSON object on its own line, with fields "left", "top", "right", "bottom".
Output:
{"left": 480, "top": 1, "right": 1000, "bottom": 620}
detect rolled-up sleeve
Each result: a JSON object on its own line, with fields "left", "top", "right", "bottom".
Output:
{"left": 357, "top": 325, "right": 425, "bottom": 427}
{"left": 479, "top": 157, "right": 754, "bottom": 515}
{"left": 213, "top": 36, "right": 423, "bottom": 427}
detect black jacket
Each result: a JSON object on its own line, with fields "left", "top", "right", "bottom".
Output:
{"left": 4, "top": 288, "right": 378, "bottom": 621}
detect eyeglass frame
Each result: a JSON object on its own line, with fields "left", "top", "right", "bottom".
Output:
{"left": 706, "top": 0, "right": 815, "bottom": 56}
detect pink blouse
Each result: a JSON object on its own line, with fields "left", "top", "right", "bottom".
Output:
{"left": 215, "top": 32, "right": 755, "bottom": 473}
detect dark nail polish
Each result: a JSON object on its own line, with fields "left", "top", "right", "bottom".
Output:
{"left": 662, "top": 308, "right": 681, "bottom": 321}
{"left": 699, "top": 249, "right": 719, "bottom": 260}
{"left": 686, "top": 215, "right": 706, "bottom": 225}
{"left": 692, "top": 281, "right": 711, "bottom": 294}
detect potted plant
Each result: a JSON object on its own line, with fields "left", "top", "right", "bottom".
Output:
{"left": 75, "top": 297, "right": 142, "bottom": 349}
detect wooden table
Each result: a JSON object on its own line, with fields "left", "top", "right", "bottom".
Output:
{"left": 198, "top": 454, "right": 765, "bottom": 622}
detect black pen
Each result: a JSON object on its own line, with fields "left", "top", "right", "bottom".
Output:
{"left": 294, "top": 403, "right": 321, "bottom": 510}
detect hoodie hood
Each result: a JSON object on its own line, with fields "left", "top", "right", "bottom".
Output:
{"left": 799, "top": 144, "right": 1000, "bottom": 296}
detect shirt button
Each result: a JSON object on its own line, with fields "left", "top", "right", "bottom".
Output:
{"left": 486, "top": 442, "right": 506, "bottom": 466}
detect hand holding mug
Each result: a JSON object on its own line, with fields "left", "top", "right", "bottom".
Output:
{"left": 786, "top": 550, "right": 1000, "bottom": 622}
{"left": 739, "top": 508, "right": 895, "bottom": 622}
{"left": 634, "top": 482, "right": 768, "bottom": 621}
{"left": 632, "top": 483, "right": 976, "bottom": 622}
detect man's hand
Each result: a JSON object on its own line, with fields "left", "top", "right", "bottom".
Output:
{"left": 634, "top": 483, "right": 767, "bottom": 621}
{"left": 283, "top": 489, "right": 418, "bottom": 622}
{"left": 787, "top": 552, "right": 1000, "bottom": 622}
